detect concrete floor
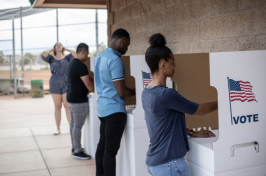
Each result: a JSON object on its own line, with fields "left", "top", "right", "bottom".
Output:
{"left": 0, "top": 95, "right": 95, "bottom": 176}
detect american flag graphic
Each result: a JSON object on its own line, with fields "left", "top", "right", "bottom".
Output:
{"left": 228, "top": 79, "right": 257, "bottom": 102}
{"left": 142, "top": 71, "right": 153, "bottom": 88}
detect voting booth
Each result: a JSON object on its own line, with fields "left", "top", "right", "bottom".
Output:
{"left": 173, "top": 51, "right": 266, "bottom": 176}
{"left": 116, "top": 55, "right": 172, "bottom": 176}
{"left": 83, "top": 57, "right": 100, "bottom": 159}
{"left": 118, "top": 51, "right": 266, "bottom": 176}
{"left": 83, "top": 51, "right": 266, "bottom": 176}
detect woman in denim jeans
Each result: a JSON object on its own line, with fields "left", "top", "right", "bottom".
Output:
{"left": 142, "top": 34, "right": 218, "bottom": 176}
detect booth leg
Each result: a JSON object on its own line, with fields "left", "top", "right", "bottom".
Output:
{"left": 84, "top": 106, "right": 100, "bottom": 159}
{"left": 116, "top": 119, "right": 150, "bottom": 176}
{"left": 83, "top": 96, "right": 100, "bottom": 159}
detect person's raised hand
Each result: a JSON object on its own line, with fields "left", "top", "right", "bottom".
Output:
{"left": 193, "top": 130, "right": 216, "bottom": 138}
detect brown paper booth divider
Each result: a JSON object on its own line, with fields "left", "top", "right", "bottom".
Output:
{"left": 121, "top": 56, "right": 136, "bottom": 106}
{"left": 84, "top": 56, "right": 136, "bottom": 105}
{"left": 172, "top": 54, "right": 218, "bottom": 130}
{"left": 83, "top": 57, "right": 95, "bottom": 93}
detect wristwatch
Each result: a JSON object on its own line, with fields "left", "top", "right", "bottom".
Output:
{"left": 189, "top": 129, "right": 194, "bottom": 137}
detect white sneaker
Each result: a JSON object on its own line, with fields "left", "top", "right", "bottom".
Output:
{"left": 53, "top": 130, "right": 60, "bottom": 135}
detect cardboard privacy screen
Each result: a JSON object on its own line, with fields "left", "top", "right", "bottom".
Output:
{"left": 172, "top": 53, "right": 218, "bottom": 129}
{"left": 85, "top": 56, "right": 136, "bottom": 105}
{"left": 121, "top": 56, "right": 136, "bottom": 106}
{"left": 83, "top": 57, "right": 95, "bottom": 93}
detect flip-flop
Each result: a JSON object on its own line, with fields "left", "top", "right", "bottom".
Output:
{"left": 54, "top": 130, "right": 60, "bottom": 135}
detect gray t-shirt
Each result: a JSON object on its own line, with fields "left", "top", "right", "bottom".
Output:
{"left": 142, "top": 85, "right": 199, "bottom": 166}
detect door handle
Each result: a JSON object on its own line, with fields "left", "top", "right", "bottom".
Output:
{"left": 231, "top": 141, "right": 259, "bottom": 157}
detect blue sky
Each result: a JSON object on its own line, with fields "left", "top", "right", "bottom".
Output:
{"left": 0, "top": 0, "right": 108, "bottom": 55}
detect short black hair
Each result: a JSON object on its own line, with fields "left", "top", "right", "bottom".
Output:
{"left": 145, "top": 33, "right": 172, "bottom": 74}
{"left": 76, "top": 43, "right": 89, "bottom": 54}
{"left": 112, "top": 28, "right": 130, "bottom": 39}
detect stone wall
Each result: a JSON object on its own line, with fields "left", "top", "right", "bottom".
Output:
{"left": 107, "top": 0, "right": 266, "bottom": 55}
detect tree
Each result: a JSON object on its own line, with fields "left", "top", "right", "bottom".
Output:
{"left": 89, "top": 43, "right": 107, "bottom": 57}
{"left": 0, "top": 51, "right": 5, "bottom": 64}
{"left": 28, "top": 0, "right": 35, "bottom": 5}
{"left": 21, "top": 52, "right": 33, "bottom": 65}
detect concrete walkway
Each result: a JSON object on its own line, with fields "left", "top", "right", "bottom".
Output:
{"left": 0, "top": 95, "right": 95, "bottom": 176}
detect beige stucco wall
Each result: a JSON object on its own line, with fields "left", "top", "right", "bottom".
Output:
{"left": 107, "top": 0, "right": 266, "bottom": 55}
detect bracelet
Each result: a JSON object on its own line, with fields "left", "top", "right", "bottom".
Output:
{"left": 189, "top": 129, "right": 193, "bottom": 137}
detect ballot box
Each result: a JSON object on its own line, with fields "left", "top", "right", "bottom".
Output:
{"left": 172, "top": 51, "right": 266, "bottom": 176}
{"left": 83, "top": 57, "right": 100, "bottom": 159}
{"left": 116, "top": 55, "right": 173, "bottom": 176}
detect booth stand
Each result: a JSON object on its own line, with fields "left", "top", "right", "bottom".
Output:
{"left": 172, "top": 51, "right": 266, "bottom": 176}
{"left": 83, "top": 57, "right": 100, "bottom": 159}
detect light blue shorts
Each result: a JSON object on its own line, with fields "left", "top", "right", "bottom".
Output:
{"left": 146, "top": 157, "right": 191, "bottom": 176}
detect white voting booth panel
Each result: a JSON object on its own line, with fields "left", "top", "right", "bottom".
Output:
{"left": 185, "top": 50, "right": 266, "bottom": 176}
{"left": 116, "top": 55, "right": 172, "bottom": 176}
{"left": 210, "top": 51, "right": 266, "bottom": 175}
{"left": 83, "top": 57, "right": 100, "bottom": 159}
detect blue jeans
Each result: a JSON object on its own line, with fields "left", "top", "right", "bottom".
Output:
{"left": 146, "top": 157, "right": 191, "bottom": 176}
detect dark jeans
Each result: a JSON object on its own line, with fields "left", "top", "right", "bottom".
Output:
{"left": 95, "top": 112, "right": 127, "bottom": 176}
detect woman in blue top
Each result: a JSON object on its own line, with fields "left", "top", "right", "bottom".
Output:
{"left": 142, "top": 34, "right": 218, "bottom": 176}
{"left": 42, "top": 42, "right": 76, "bottom": 135}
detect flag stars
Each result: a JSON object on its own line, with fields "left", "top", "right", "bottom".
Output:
{"left": 229, "top": 79, "right": 241, "bottom": 91}
{"left": 229, "top": 78, "right": 257, "bottom": 103}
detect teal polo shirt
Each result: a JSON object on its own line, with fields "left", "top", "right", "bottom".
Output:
{"left": 94, "top": 48, "right": 126, "bottom": 117}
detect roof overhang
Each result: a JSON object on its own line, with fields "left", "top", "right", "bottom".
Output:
{"left": 0, "top": 6, "right": 52, "bottom": 21}
{"left": 32, "top": 0, "right": 106, "bottom": 9}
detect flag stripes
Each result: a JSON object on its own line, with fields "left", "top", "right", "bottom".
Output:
{"left": 229, "top": 79, "right": 257, "bottom": 102}
{"left": 142, "top": 71, "right": 153, "bottom": 88}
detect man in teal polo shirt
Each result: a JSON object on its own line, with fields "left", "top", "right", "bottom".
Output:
{"left": 94, "top": 28, "right": 135, "bottom": 176}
